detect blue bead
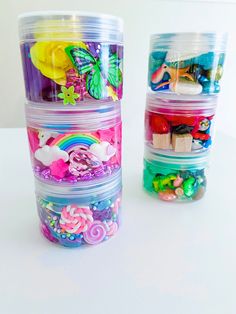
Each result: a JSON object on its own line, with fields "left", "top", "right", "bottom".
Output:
{"left": 201, "top": 81, "right": 212, "bottom": 93}
{"left": 214, "top": 81, "right": 220, "bottom": 93}
{"left": 97, "top": 199, "right": 111, "bottom": 211}
{"left": 198, "top": 75, "right": 209, "bottom": 84}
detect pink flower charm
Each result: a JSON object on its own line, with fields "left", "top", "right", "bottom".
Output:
{"left": 49, "top": 159, "right": 69, "bottom": 178}
{"left": 59, "top": 205, "right": 93, "bottom": 234}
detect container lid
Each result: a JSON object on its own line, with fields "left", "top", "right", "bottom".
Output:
{"left": 150, "top": 32, "right": 228, "bottom": 52}
{"left": 18, "top": 11, "right": 123, "bottom": 43}
{"left": 146, "top": 93, "right": 217, "bottom": 115}
{"left": 144, "top": 144, "right": 209, "bottom": 168}
{"left": 25, "top": 100, "right": 121, "bottom": 131}
{"left": 35, "top": 168, "right": 122, "bottom": 198}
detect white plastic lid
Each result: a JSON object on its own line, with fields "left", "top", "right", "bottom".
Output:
{"left": 18, "top": 11, "right": 123, "bottom": 43}
{"left": 150, "top": 32, "right": 227, "bottom": 52}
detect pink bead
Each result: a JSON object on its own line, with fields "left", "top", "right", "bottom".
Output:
{"left": 113, "top": 198, "right": 121, "bottom": 214}
{"left": 173, "top": 176, "right": 183, "bottom": 187}
{"left": 158, "top": 190, "right": 177, "bottom": 202}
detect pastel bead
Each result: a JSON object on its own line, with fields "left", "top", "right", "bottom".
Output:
{"left": 175, "top": 187, "right": 184, "bottom": 197}
{"left": 173, "top": 176, "right": 183, "bottom": 187}
{"left": 158, "top": 190, "right": 177, "bottom": 201}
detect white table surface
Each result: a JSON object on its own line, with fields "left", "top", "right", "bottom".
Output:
{"left": 0, "top": 128, "right": 236, "bottom": 314}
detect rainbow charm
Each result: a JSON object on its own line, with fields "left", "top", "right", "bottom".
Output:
{"left": 50, "top": 133, "right": 100, "bottom": 152}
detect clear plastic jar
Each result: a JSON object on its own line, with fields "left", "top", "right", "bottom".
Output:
{"left": 26, "top": 101, "right": 121, "bottom": 183}
{"left": 35, "top": 170, "right": 122, "bottom": 247}
{"left": 148, "top": 32, "right": 227, "bottom": 96}
{"left": 143, "top": 147, "right": 208, "bottom": 202}
{"left": 18, "top": 11, "right": 123, "bottom": 104}
{"left": 145, "top": 94, "right": 217, "bottom": 153}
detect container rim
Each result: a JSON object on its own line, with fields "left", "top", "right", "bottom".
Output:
{"left": 25, "top": 101, "right": 121, "bottom": 129}
{"left": 146, "top": 93, "right": 217, "bottom": 112}
{"left": 26, "top": 99, "right": 120, "bottom": 109}
{"left": 35, "top": 169, "right": 122, "bottom": 197}
{"left": 18, "top": 10, "right": 123, "bottom": 27}
{"left": 150, "top": 32, "right": 228, "bottom": 40}
{"left": 18, "top": 10, "right": 123, "bottom": 43}
{"left": 150, "top": 32, "right": 228, "bottom": 51}
{"left": 144, "top": 144, "right": 209, "bottom": 166}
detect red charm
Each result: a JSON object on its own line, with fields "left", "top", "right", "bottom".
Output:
{"left": 149, "top": 113, "right": 170, "bottom": 134}
{"left": 164, "top": 115, "right": 196, "bottom": 126}
{"left": 193, "top": 132, "right": 210, "bottom": 140}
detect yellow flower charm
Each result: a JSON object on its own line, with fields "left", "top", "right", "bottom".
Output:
{"left": 58, "top": 86, "right": 80, "bottom": 105}
{"left": 30, "top": 41, "right": 87, "bottom": 85}
{"left": 30, "top": 41, "right": 73, "bottom": 85}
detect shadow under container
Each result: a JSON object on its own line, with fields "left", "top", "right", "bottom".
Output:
{"left": 36, "top": 170, "right": 122, "bottom": 247}
{"left": 26, "top": 100, "right": 121, "bottom": 183}
{"left": 143, "top": 147, "right": 208, "bottom": 202}
{"left": 145, "top": 94, "right": 217, "bottom": 153}
{"left": 148, "top": 32, "right": 227, "bottom": 96}
{"left": 18, "top": 11, "right": 123, "bottom": 104}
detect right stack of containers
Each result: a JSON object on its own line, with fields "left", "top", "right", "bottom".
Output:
{"left": 143, "top": 33, "right": 227, "bottom": 202}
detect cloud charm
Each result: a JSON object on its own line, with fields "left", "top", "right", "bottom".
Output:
{"left": 35, "top": 145, "right": 69, "bottom": 166}
{"left": 88, "top": 141, "right": 116, "bottom": 162}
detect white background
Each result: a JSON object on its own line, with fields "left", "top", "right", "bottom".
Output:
{"left": 1, "top": 1, "right": 236, "bottom": 313}
{"left": 0, "top": 0, "right": 236, "bottom": 138}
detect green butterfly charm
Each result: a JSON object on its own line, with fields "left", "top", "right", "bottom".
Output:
{"left": 65, "top": 46, "right": 122, "bottom": 100}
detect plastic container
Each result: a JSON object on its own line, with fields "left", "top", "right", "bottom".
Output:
{"left": 18, "top": 11, "right": 123, "bottom": 104}
{"left": 145, "top": 94, "right": 217, "bottom": 153}
{"left": 143, "top": 147, "right": 208, "bottom": 202}
{"left": 26, "top": 100, "right": 121, "bottom": 183}
{"left": 148, "top": 32, "right": 227, "bottom": 96}
{"left": 35, "top": 170, "right": 122, "bottom": 247}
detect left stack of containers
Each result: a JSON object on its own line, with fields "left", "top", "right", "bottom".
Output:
{"left": 18, "top": 12, "right": 123, "bottom": 247}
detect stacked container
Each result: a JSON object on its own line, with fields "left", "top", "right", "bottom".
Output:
{"left": 19, "top": 11, "right": 123, "bottom": 246}
{"left": 144, "top": 33, "right": 227, "bottom": 201}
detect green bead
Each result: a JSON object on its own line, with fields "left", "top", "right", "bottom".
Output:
{"left": 183, "top": 177, "right": 196, "bottom": 197}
